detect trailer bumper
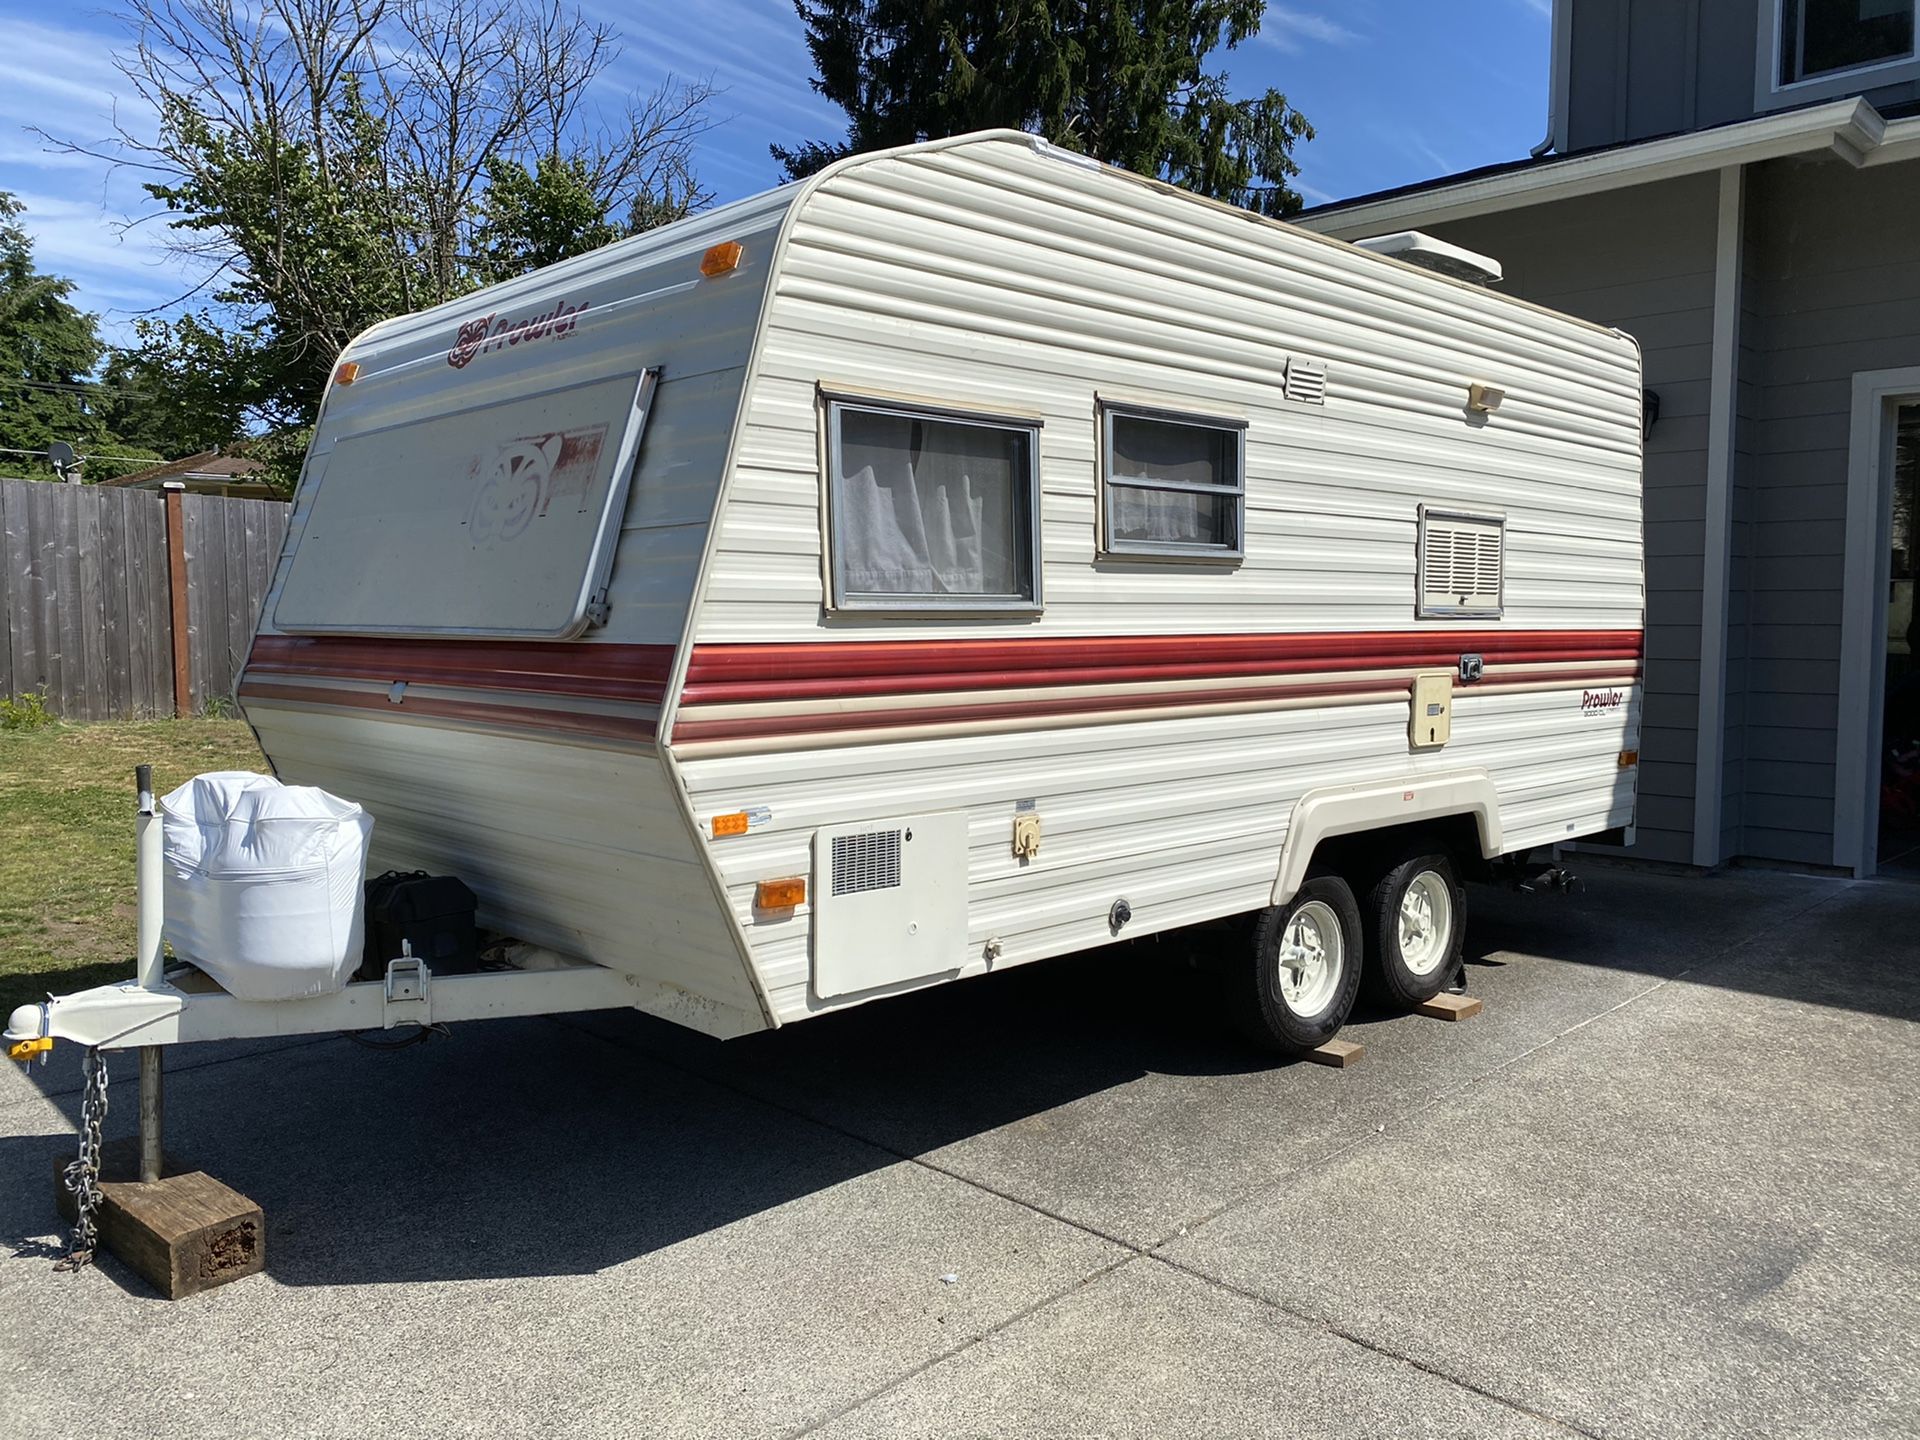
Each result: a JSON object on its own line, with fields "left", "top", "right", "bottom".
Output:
{"left": 6, "top": 960, "right": 646, "bottom": 1055}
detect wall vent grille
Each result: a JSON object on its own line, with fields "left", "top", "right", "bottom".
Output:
{"left": 832, "top": 830, "right": 903, "bottom": 896}
{"left": 1284, "top": 358, "right": 1328, "bottom": 405}
{"left": 1419, "top": 510, "right": 1505, "bottom": 618}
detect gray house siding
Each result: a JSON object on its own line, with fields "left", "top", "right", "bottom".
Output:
{"left": 1425, "top": 152, "right": 1920, "bottom": 869}
{"left": 1736, "top": 152, "right": 1920, "bottom": 862}
{"left": 1565, "top": 0, "right": 1920, "bottom": 154}
{"left": 1422, "top": 173, "right": 1722, "bottom": 865}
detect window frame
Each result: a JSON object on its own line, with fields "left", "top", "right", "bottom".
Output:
{"left": 820, "top": 388, "right": 1045, "bottom": 615}
{"left": 1756, "top": 0, "right": 1920, "bottom": 110}
{"left": 1095, "top": 398, "right": 1249, "bottom": 563}
{"left": 1416, "top": 504, "right": 1507, "bottom": 621}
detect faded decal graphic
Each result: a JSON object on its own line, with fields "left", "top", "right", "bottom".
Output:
{"left": 447, "top": 299, "right": 590, "bottom": 369}
{"left": 466, "top": 425, "right": 609, "bottom": 545}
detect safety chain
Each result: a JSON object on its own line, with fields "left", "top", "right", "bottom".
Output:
{"left": 53, "top": 1048, "right": 108, "bottom": 1272}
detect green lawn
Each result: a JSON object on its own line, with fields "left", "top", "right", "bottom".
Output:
{"left": 0, "top": 719, "right": 265, "bottom": 1014}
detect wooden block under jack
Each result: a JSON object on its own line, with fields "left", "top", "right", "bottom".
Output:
{"left": 51, "top": 1139, "right": 263, "bottom": 1299}
{"left": 1414, "top": 992, "right": 1483, "bottom": 1021}
{"left": 1305, "top": 1037, "right": 1365, "bottom": 1068}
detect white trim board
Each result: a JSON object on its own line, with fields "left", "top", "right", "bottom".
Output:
{"left": 1295, "top": 99, "right": 1885, "bottom": 242}
{"left": 1834, "top": 368, "right": 1920, "bottom": 877}
{"left": 1692, "top": 166, "right": 1746, "bottom": 870}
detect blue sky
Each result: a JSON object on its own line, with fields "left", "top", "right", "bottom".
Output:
{"left": 0, "top": 0, "right": 1553, "bottom": 344}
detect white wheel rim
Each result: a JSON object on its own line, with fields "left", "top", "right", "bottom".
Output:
{"left": 1275, "top": 900, "right": 1344, "bottom": 1018}
{"left": 1398, "top": 870, "right": 1455, "bottom": 977}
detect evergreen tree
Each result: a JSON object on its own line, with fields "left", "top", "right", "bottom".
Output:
{"left": 776, "top": 0, "right": 1314, "bottom": 215}
{"left": 0, "top": 193, "right": 114, "bottom": 477}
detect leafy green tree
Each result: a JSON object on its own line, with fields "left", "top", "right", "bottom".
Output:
{"left": 776, "top": 0, "right": 1315, "bottom": 215}
{"left": 99, "top": 315, "right": 269, "bottom": 460}
{"left": 0, "top": 193, "right": 114, "bottom": 477}
{"left": 56, "top": 0, "right": 716, "bottom": 440}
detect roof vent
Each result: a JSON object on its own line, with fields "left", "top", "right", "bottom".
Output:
{"left": 1353, "top": 231, "right": 1503, "bottom": 286}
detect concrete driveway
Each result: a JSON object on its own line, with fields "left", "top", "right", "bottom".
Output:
{"left": 3, "top": 864, "right": 1918, "bottom": 1439}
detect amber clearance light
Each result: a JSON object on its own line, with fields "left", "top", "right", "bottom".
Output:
{"left": 699, "top": 241, "right": 744, "bottom": 277}
{"left": 755, "top": 877, "right": 806, "bottom": 910}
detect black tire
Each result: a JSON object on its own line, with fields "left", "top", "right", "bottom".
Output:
{"left": 1234, "top": 875, "right": 1364, "bottom": 1057}
{"left": 1361, "top": 849, "right": 1466, "bottom": 1008}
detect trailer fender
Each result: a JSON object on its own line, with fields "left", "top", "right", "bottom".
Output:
{"left": 1272, "top": 772, "right": 1504, "bottom": 906}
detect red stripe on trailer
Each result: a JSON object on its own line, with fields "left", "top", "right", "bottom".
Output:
{"left": 680, "top": 629, "right": 1643, "bottom": 702}
{"left": 668, "top": 664, "right": 1643, "bottom": 745}
{"left": 238, "top": 680, "right": 660, "bottom": 746}
{"left": 246, "top": 635, "right": 676, "bottom": 705}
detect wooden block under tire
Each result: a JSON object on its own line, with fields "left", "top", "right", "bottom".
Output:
{"left": 1304, "top": 1037, "right": 1365, "bottom": 1067}
{"left": 1414, "top": 992, "right": 1482, "bottom": 1021}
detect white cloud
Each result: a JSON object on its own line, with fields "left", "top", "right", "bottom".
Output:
{"left": 1258, "top": 6, "right": 1365, "bottom": 53}
{"left": 1515, "top": 0, "right": 1554, "bottom": 17}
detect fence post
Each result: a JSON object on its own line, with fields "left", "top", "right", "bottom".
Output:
{"left": 163, "top": 481, "right": 192, "bottom": 719}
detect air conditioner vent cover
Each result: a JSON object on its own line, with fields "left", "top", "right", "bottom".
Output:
{"left": 831, "top": 829, "right": 902, "bottom": 896}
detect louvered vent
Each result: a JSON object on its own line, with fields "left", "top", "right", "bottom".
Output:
{"left": 1419, "top": 509, "right": 1504, "bottom": 618}
{"left": 831, "top": 829, "right": 903, "bottom": 896}
{"left": 1283, "top": 357, "right": 1328, "bottom": 405}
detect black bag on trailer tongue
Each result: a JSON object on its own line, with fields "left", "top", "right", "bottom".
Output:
{"left": 360, "top": 871, "right": 479, "bottom": 981}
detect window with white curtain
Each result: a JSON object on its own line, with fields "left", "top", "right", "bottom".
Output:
{"left": 826, "top": 397, "right": 1041, "bottom": 611}
{"left": 1099, "top": 402, "right": 1247, "bottom": 559}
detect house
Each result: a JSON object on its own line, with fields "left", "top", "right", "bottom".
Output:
{"left": 1297, "top": 0, "right": 1920, "bottom": 879}
{"left": 101, "top": 450, "right": 274, "bottom": 498}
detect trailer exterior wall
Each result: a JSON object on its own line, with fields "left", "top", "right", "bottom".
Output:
{"left": 239, "top": 188, "right": 800, "bottom": 1037}
{"left": 672, "top": 137, "right": 1645, "bottom": 1025}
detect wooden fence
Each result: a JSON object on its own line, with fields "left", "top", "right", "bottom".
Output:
{"left": 0, "top": 478, "right": 289, "bottom": 721}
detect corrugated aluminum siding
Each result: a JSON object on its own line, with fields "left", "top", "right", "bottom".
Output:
{"left": 681, "top": 136, "right": 1645, "bottom": 1023}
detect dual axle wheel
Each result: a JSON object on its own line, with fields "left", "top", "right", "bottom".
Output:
{"left": 1235, "top": 849, "right": 1465, "bottom": 1058}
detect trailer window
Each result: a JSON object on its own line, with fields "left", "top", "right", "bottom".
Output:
{"left": 826, "top": 398, "right": 1041, "bottom": 611}
{"left": 1099, "top": 403, "right": 1246, "bottom": 559}
{"left": 274, "top": 371, "right": 657, "bottom": 639}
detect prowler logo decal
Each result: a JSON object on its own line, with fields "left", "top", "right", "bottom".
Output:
{"left": 447, "top": 299, "right": 590, "bottom": 368}
{"left": 1581, "top": 688, "right": 1625, "bottom": 713}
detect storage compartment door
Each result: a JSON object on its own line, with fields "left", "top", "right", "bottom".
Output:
{"left": 811, "top": 813, "right": 969, "bottom": 999}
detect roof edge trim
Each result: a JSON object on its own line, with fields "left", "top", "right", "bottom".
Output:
{"left": 1296, "top": 98, "right": 1889, "bottom": 241}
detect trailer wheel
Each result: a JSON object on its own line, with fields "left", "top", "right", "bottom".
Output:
{"left": 1236, "top": 876, "right": 1363, "bottom": 1057}
{"left": 1362, "top": 850, "right": 1465, "bottom": 1007}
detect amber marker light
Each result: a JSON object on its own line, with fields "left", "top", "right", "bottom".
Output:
{"left": 711, "top": 811, "right": 750, "bottom": 838}
{"left": 333, "top": 361, "right": 362, "bottom": 385}
{"left": 700, "top": 241, "right": 744, "bottom": 277}
{"left": 755, "top": 877, "right": 806, "bottom": 910}
{"left": 1619, "top": 749, "right": 1640, "bottom": 768}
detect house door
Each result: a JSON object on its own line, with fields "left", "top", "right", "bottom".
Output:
{"left": 1878, "top": 402, "right": 1920, "bottom": 873}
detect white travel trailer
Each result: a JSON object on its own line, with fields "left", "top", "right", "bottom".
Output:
{"left": 11, "top": 130, "right": 1642, "bottom": 1068}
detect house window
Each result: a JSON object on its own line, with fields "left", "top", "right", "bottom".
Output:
{"left": 1418, "top": 507, "right": 1505, "bottom": 619}
{"left": 1099, "top": 403, "right": 1247, "bottom": 559}
{"left": 826, "top": 397, "right": 1041, "bottom": 611}
{"left": 1778, "top": 0, "right": 1916, "bottom": 86}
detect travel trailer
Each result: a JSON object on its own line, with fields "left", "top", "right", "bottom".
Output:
{"left": 9, "top": 130, "right": 1643, "bottom": 1069}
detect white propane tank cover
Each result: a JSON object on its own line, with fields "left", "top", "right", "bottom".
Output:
{"left": 160, "top": 772, "right": 374, "bottom": 1001}
{"left": 1352, "top": 231, "right": 1504, "bottom": 286}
